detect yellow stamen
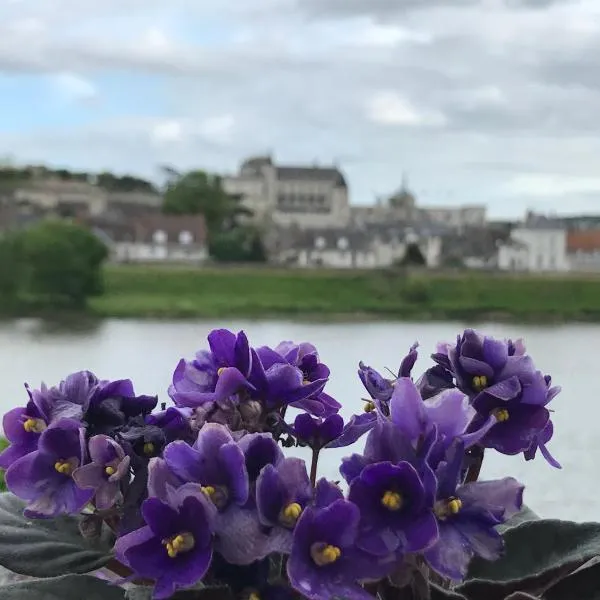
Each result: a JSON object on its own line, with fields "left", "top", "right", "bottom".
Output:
{"left": 217, "top": 367, "right": 226, "bottom": 376}
{"left": 472, "top": 375, "right": 488, "bottom": 391}
{"left": 105, "top": 466, "right": 116, "bottom": 476}
{"left": 164, "top": 532, "right": 195, "bottom": 558}
{"left": 435, "top": 497, "right": 463, "bottom": 520}
{"left": 448, "top": 498, "right": 462, "bottom": 514}
{"left": 54, "top": 460, "right": 75, "bottom": 476}
{"left": 311, "top": 543, "right": 341, "bottom": 566}
{"left": 381, "top": 490, "right": 403, "bottom": 511}
{"left": 364, "top": 401, "right": 376, "bottom": 413}
{"left": 201, "top": 485, "right": 216, "bottom": 498}
{"left": 143, "top": 442, "right": 155, "bottom": 456}
{"left": 248, "top": 593, "right": 261, "bottom": 600}
{"left": 23, "top": 418, "right": 46, "bottom": 433}
{"left": 302, "top": 379, "right": 311, "bottom": 385}
{"left": 280, "top": 502, "right": 302, "bottom": 527}
{"left": 492, "top": 408, "right": 509, "bottom": 422}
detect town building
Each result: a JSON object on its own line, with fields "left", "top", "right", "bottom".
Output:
{"left": 222, "top": 155, "right": 351, "bottom": 229}
{"left": 497, "top": 219, "right": 569, "bottom": 272}
{"left": 567, "top": 230, "right": 600, "bottom": 272}
{"left": 89, "top": 213, "right": 208, "bottom": 264}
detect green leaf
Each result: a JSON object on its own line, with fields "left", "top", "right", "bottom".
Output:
{"left": 0, "top": 574, "right": 124, "bottom": 599}
{"left": 0, "top": 492, "right": 113, "bottom": 577}
{"left": 458, "top": 519, "right": 600, "bottom": 600}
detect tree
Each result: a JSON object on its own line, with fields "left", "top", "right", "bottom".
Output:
{"left": 0, "top": 232, "right": 25, "bottom": 303}
{"left": 20, "top": 220, "right": 109, "bottom": 307}
{"left": 399, "top": 242, "right": 427, "bottom": 267}
{"left": 162, "top": 169, "right": 238, "bottom": 232}
{"left": 209, "top": 226, "right": 267, "bottom": 263}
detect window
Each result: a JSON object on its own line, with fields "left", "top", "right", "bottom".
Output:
{"left": 153, "top": 230, "right": 167, "bottom": 244}
{"left": 179, "top": 230, "right": 193, "bottom": 245}
{"left": 315, "top": 237, "right": 326, "bottom": 250}
{"left": 337, "top": 237, "right": 349, "bottom": 250}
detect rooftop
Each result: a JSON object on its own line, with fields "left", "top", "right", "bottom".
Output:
{"left": 567, "top": 230, "right": 600, "bottom": 252}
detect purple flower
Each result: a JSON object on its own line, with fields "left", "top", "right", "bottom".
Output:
{"left": 146, "top": 407, "right": 194, "bottom": 444}
{"left": 238, "top": 432, "right": 284, "bottom": 484}
{"left": 249, "top": 346, "right": 328, "bottom": 414}
{"left": 399, "top": 342, "right": 419, "bottom": 379}
{"left": 115, "top": 483, "right": 216, "bottom": 600}
{"left": 468, "top": 365, "right": 557, "bottom": 455}
{"left": 256, "top": 457, "right": 312, "bottom": 529}
{"left": 358, "top": 362, "right": 393, "bottom": 405}
{"left": 169, "top": 329, "right": 255, "bottom": 408}
{"left": 287, "top": 499, "right": 391, "bottom": 600}
{"left": 5, "top": 418, "right": 93, "bottom": 518}
{"left": 0, "top": 387, "right": 48, "bottom": 469}
{"left": 348, "top": 461, "right": 438, "bottom": 557}
{"left": 424, "top": 442, "right": 524, "bottom": 580}
{"left": 293, "top": 414, "right": 344, "bottom": 450}
{"left": 163, "top": 423, "right": 249, "bottom": 510}
{"left": 72, "top": 435, "right": 130, "bottom": 510}
{"left": 524, "top": 419, "right": 561, "bottom": 468}
{"left": 416, "top": 365, "right": 455, "bottom": 400}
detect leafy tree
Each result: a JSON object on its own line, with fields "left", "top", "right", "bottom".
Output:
{"left": 399, "top": 242, "right": 427, "bottom": 267}
{"left": 20, "top": 220, "right": 109, "bottom": 307}
{"left": 162, "top": 169, "right": 238, "bottom": 232}
{"left": 209, "top": 227, "right": 267, "bottom": 263}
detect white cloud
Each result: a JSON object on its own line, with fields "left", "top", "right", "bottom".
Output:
{"left": 506, "top": 174, "right": 600, "bottom": 197}
{"left": 350, "top": 22, "right": 433, "bottom": 47}
{"left": 150, "top": 120, "right": 184, "bottom": 144}
{"left": 366, "top": 91, "right": 447, "bottom": 127}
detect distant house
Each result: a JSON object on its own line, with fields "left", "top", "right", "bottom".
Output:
{"left": 90, "top": 213, "right": 208, "bottom": 264}
{"left": 567, "top": 230, "right": 600, "bottom": 272}
{"left": 274, "top": 225, "right": 441, "bottom": 269}
{"left": 497, "top": 221, "right": 569, "bottom": 272}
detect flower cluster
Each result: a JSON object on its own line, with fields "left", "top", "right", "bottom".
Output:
{"left": 0, "top": 328, "right": 560, "bottom": 599}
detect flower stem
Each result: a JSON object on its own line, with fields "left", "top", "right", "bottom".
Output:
{"left": 310, "top": 448, "right": 320, "bottom": 487}
{"left": 465, "top": 445, "right": 485, "bottom": 483}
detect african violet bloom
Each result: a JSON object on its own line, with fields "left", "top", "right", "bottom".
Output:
{"left": 349, "top": 461, "right": 438, "bottom": 558}
{"left": 72, "top": 435, "right": 130, "bottom": 510}
{"left": 5, "top": 418, "right": 93, "bottom": 518}
{"left": 424, "top": 442, "right": 524, "bottom": 580}
{"left": 256, "top": 457, "right": 312, "bottom": 529}
{"left": 163, "top": 423, "right": 248, "bottom": 510}
{"left": 0, "top": 386, "right": 48, "bottom": 469}
{"left": 293, "top": 413, "right": 344, "bottom": 450}
{"left": 169, "top": 329, "right": 254, "bottom": 408}
{"left": 115, "top": 483, "right": 217, "bottom": 599}
{"left": 288, "top": 498, "right": 391, "bottom": 600}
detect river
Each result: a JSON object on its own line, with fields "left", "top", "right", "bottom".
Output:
{"left": 0, "top": 318, "right": 593, "bottom": 522}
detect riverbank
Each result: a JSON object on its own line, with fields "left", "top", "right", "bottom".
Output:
{"left": 71, "top": 264, "right": 600, "bottom": 322}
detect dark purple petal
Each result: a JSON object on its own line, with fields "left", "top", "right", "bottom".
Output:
{"left": 358, "top": 363, "right": 393, "bottom": 402}
{"left": 215, "top": 506, "right": 292, "bottom": 565}
{"left": 88, "top": 435, "right": 123, "bottom": 465}
{"left": 37, "top": 418, "right": 84, "bottom": 461}
{"left": 314, "top": 479, "right": 344, "bottom": 508}
{"left": 458, "top": 477, "right": 524, "bottom": 521}
{"left": 483, "top": 404, "right": 550, "bottom": 454}
{"left": 256, "top": 463, "right": 286, "bottom": 526}
{"left": 234, "top": 331, "right": 252, "bottom": 377}
{"left": 326, "top": 412, "right": 377, "bottom": 449}
{"left": 458, "top": 356, "right": 494, "bottom": 378}
{"left": 142, "top": 497, "right": 181, "bottom": 540}
{"left": 398, "top": 343, "right": 419, "bottom": 378}
{"left": 219, "top": 442, "right": 249, "bottom": 505}
{"left": 148, "top": 457, "right": 184, "bottom": 501}
{"left": 213, "top": 367, "right": 254, "bottom": 403}
{"left": 294, "top": 414, "right": 318, "bottom": 442}
{"left": 339, "top": 454, "right": 370, "bottom": 485}
{"left": 390, "top": 378, "right": 428, "bottom": 443}
{"left": 482, "top": 337, "right": 509, "bottom": 372}
{"left": 239, "top": 433, "right": 284, "bottom": 482}
{"left": 208, "top": 329, "right": 237, "bottom": 367}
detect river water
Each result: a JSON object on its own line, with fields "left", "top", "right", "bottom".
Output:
{"left": 0, "top": 318, "right": 594, "bottom": 522}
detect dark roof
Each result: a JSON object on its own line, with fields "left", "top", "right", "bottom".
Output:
{"left": 85, "top": 213, "right": 207, "bottom": 245}
{"left": 276, "top": 166, "right": 347, "bottom": 188}
{"left": 567, "top": 230, "right": 600, "bottom": 252}
{"left": 294, "top": 228, "right": 371, "bottom": 252}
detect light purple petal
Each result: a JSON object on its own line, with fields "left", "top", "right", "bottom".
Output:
{"left": 458, "top": 477, "right": 524, "bottom": 521}
{"left": 390, "top": 378, "right": 428, "bottom": 443}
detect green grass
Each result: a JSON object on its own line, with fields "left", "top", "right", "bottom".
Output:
{"left": 81, "top": 264, "right": 600, "bottom": 322}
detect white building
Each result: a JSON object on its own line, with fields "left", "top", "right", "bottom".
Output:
{"left": 92, "top": 213, "right": 208, "bottom": 264}
{"left": 280, "top": 226, "right": 442, "bottom": 269}
{"left": 222, "top": 155, "right": 351, "bottom": 230}
{"left": 497, "top": 224, "right": 569, "bottom": 272}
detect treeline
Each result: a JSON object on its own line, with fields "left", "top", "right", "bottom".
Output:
{"left": 0, "top": 220, "right": 108, "bottom": 311}
{"left": 0, "top": 166, "right": 157, "bottom": 194}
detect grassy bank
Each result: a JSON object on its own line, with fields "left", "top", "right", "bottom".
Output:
{"left": 80, "top": 265, "right": 600, "bottom": 322}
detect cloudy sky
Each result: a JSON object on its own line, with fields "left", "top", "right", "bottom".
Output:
{"left": 0, "top": 0, "right": 599, "bottom": 217}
